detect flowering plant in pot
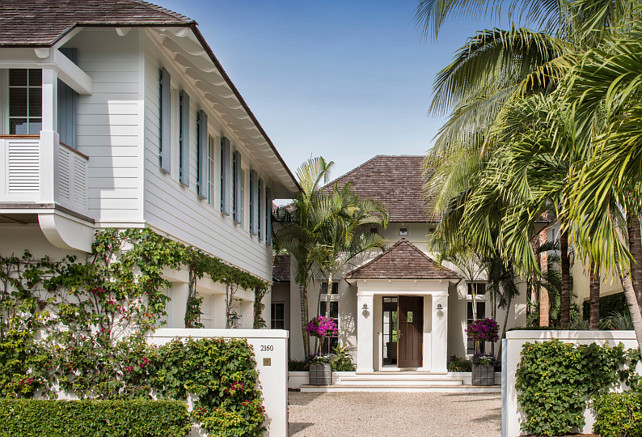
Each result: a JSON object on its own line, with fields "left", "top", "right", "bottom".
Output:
{"left": 306, "top": 316, "right": 337, "bottom": 386}
{"left": 467, "top": 318, "right": 499, "bottom": 386}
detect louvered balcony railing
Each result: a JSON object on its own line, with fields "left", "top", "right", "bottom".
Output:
{"left": 0, "top": 136, "right": 88, "bottom": 217}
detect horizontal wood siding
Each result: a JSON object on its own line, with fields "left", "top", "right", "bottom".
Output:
{"left": 143, "top": 41, "right": 272, "bottom": 281}
{"left": 74, "top": 30, "right": 143, "bottom": 222}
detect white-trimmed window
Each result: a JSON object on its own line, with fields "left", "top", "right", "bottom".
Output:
{"left": 220, "top": 137, "right": 230, "bottom": 214}
{"left": 319, "top": 282, "right": 339, "bottom": 351}
{"left": 178, "top": 90, "right": 190, "bottom": 185}
{"left": 271, "top": 302, "right": 285, "bottom": 330}
{"left": 240, "top": 169, "right": 246, "bottom": 227}
{"left": 158, "top": 68, "right": 171, "bottom": 172}
{"left": 466, "top": 282, "right": 487, "bottom": 354}
{"left": 9, "top": 69, "right": 42, "bottom": 135}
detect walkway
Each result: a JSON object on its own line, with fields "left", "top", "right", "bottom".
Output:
{"left": 288, "top": 391, "right": 501, "bottom": 436}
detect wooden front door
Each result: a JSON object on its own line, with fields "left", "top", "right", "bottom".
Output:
{"left": 397, "top": 296, "right": 423, "bottom": 367}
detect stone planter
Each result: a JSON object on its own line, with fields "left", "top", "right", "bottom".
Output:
{"left": 309, "top": 362, "right": 332, "bottom": 386}
{"left": 472, "top": 364, "right": 495, "bottom": 386}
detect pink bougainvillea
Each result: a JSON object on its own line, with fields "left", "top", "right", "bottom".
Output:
{"left": 466, "top": 317, "right": 500, "bottom": 342}
{"left": 305, "top": 316, "right": 337, "bottom": 339}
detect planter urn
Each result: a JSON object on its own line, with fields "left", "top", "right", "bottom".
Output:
{"left": 472, "top": 364, "right": 495, "bottom": 386}
{"left": 308, "top": 362, "right": 332, "bottom": 386}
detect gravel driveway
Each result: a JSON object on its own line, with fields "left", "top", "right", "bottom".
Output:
{"left": 288, "top": 391, "right": 501, "bottom": 437}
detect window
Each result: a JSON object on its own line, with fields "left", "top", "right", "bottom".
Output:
{"left": 220, "top": 137, "right": 230, "bottom": 214}
{"left": 319, "top": 283, "right": 339, "bottom": 351}
{"left": 466, "top": 282, "right": 488, "bottom": 354}
{"left": 265, "top": 187, "right": 272, "bottom": 245}
{"left": 399, "top": 227, "right": 408, "bottom": 236}
{"left": 58, "top": 48, "right": 78, "bottom": 148}
{"left": 9, "top": 69, "right": 42, "bottom": 135}
{"left": 207, "top": 136, "right": 215, "bottom": 206}
{"left": 271, "top": 303, "right": 285, "bottom": 330}
{"left": 232, "top": 151, "right": 242, "bottom": 224}
{"left": 196, "top": 110, "right": 207, "bottom": 198}
{"left": 258, "top": 178, "right": 263, "bottom": 241}
{"left": 240, "top": 169, "right": 246, "bottom": 227}
{"left": 159, "top": 68, "right": 171, "bottom": 172}
{"left": 178, "top": 91, "right": 190, "bottom": 185}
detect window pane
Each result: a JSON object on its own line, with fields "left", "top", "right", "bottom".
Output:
{"left": 10, "top": 88, "right": 28, "bottom": 116}
{"left": 28, "top": 69, "right": 42, "bottom": 86}
{"left": 10, "top": 119, "right": 29, "bottom": 135}
{"left": 9, "top": 69, "right": 27, "bottom": 86}
{"left": 273, "top": 303, "right": 284, "bottom": 319}
{"left": 29, "top": 91, "right": 41, "bottom": 117}
{"left": 27, "top": 119, "right": 41, "bottom": 134}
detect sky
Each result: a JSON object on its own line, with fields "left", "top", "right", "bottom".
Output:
{"left": 154, "top": 0, "right": 502, "bottom": 181}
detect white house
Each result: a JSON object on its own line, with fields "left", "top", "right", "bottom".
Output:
{"left": 273, "top": 155, "right": 528, "bottom": 375}
{"left": 0, "top": 0, "right": 298, "bottom": 328}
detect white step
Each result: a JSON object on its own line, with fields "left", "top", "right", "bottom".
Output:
{"left": 337, "top": 378, "right": 464, "bottom": 387}
{"left": 299, "top": 384, "right": 501, "bottom": 393}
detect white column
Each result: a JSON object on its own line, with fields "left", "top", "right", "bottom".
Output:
{"left": 241, "top": 300, "right": 254, "bottom": 329}
{"left": 431, "top": 292, "right": 449, "bottom": 373}
{"left": 169, "top": 283, "right": 189, "bottom": 328}
{"left": 356, "top": 294, "right": 375, "bottom": 373}
{"left": 39, "top": 68, "right": 59, "bottom": 204}
{"left": 213, "top": 294, "right": 226, "bottom": 328}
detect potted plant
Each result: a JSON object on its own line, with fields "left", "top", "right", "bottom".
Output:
{"left": 305, "top": 315, "right": 338, "bottom": 386}
{"left": 466, "top": 317, "right": 499, "bottom": 386}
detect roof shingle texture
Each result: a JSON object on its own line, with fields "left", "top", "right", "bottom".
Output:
{"left": 345, "top": 239, "right": 461, "bottom": 280}
{"left": 0, "top": 0, "right": 193, "bottom": 47}
{"left": 273, "top": 254, "right": 291, "bottom": 282}
{"left": 327, "top": 155, "right": 437, "bottom": 223}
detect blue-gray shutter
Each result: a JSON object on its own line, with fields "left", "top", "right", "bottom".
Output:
{"left": 57, "top": 48, "right": 78, "bottom": 149}
{"left": 266, "top": 187, "right": 272, "bottom": 245}
{"left": 196, "top": 109, "right": 208, "bottom": 198}
{"left": 179, "top": 90, "right": 190, "bottom": 185}
{"left": 159, "top": 68, "right": 171, "bottom": 173}
{"left": 220, "top": 137, "right": 230, "bottom": 214}
{"left": 249, "top": 169, "right": 257, "bottom": 234}
{"left": 258, "top": 178, "right": 263, "bottom": 241}
{"left": 233, "top": 150, "right": 242, "bottom": 223}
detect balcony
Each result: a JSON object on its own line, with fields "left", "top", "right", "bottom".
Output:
{"left": 0, "top": 135, "right": 89, "bottom": 219}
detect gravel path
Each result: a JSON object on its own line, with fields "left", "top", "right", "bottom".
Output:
{"left": 288, "top": 391, "right": 501, "bottom": 437}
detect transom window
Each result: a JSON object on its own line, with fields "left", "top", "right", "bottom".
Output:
{"left": 271, "top": 302, "right": 285, "bottom": 330}
{"left": 9, "top": 69, "right": 42, "bottom": 135}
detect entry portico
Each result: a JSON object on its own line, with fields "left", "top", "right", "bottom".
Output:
{"left": 345, "top": 239, "right": 461, "bottom": 374}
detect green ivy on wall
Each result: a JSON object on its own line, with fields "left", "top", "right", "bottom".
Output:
{"left": 515, "top": 339, "right": 640, "bottom": 436}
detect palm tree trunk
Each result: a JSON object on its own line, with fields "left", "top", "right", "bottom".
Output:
{"left": 496, "top": 296, "right": 512, "bottom": 360}
{"left": 628, "top": 215, "right": 642, "bottom": 306}
{"left": 324, "top": 271, "right": 333, "bottom": 318}
{"left": 616, "top": 264, "right": 642, "bottom": 354}
{"left": 299, "top": 283, "right": 309, "bottom": 357}
{"left": 539, "top": 229, "right": 550, "bottom": 327}
{"left": 589, "top": 260, "right": 600, "bottom": 330}
{"left": 560, "top": 231, "right": 571, "bottom": 329}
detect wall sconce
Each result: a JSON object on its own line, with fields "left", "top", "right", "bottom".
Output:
{"left": 229, "top": 313, "right": 241, "bottom": 329}
{"left": 436, "top": 304, "right": 443, "bottom": 311}
{"left": 361, "top": 303, "right": 369, "bottom": 317}
{"left": 436, "top": 303, "right": 444, "bottom": 318}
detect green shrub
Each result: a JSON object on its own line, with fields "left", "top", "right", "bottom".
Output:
{"left": 594, "top": 392, "right": 642, "bottom": 437}
{"left": 330, "top": 345, "right": 356, "bottom": 371}
{"left": 0, "top": 399, "right": 191, "bottom": 437}
{"left": 447, "top": 355, "right": 472, "bottom": 372}
{"left": 516, "top": 340, "right": 640, "bottom": 436}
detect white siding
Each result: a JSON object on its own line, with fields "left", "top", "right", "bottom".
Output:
{"left": 72, "top": 30, "right": 143, "bottom": 223}
{"left": 142, "top": 38, "right": 272, "bottom": 281}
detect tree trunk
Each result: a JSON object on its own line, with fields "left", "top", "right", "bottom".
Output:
{"left": 616, "top": 264, "right": 642, "bottom": 354}
{"left": 589, "top": 260, "right": 600, "bottom": 330}
{"left": 560, "top": 231, "right": 571, "bottom": 329}
{"left": 628, "top": 215, "right": 642, "bottom": 306}
{"left": 299, "top": 283, "right": 309, "bottom": 357}
{"left": 539, "top": 229, "right": 550, "bottom": 327}
{"left": 496, "top": 296, "right": 512, "bottom": 360}
{"left": 324, "top": 271, "right": 333, "bottom": 318}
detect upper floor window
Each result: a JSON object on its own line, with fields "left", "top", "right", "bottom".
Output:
{"left": 249, "top": 169, "right": 257, "bottom": 235}
{"left": 178, "top": 90, "right": 190, "bottom": 186}
{"left": 159, "top": 68, "right": 171, "bottom": 172}
{"left": 232, "top": 150, "right": 242, "bottom": 224}
{"left": 9, "top": 69, "right": 42, "bottom": 135}
{"left": 265, "top": 187, "right": 272, "bottom": 245}
{"left": 220, "top": 137, "right": 231, "bottom": 215}
{"left": 196, "top": 110, "right": 208, "bottom": 198}
{"left": 257, "top": 178, "right": 263, "bottom": 241}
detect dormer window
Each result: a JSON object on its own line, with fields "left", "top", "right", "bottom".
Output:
{"left": 9, "top": 69, "right": 42, "bottom": 135}
{"left": 399, "top": 227, "right": 408, "bottom": 236}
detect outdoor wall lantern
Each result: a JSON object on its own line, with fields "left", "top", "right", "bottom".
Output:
{"left": 361, "top": 303, "right": 370, "bottom": 317}
{"left": 229, "top": 313, "right": 241, "bottom": 329}
{"left": 436, "top": 303, "right": 444, "bottom": 318}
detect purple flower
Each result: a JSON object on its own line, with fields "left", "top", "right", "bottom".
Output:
{"left": 466, "top": 318, "right": 500, "bottom": 342}
{"left": 306, "top": 316, "right": 338, "bottom": 338}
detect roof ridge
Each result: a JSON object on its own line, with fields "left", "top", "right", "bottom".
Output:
{"left": 131, "top": 0, "right": 195, "bottom": 23}
{"left": 344, "top": 238, "right": 403, "bottom": 278}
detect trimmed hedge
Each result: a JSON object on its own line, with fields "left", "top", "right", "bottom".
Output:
{"left": 594, "top": 392, "right": 642, "bottom": 437}
{"left": 0, "top": 399, "right": 191, "bottom": 437}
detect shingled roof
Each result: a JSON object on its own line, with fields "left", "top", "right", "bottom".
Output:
{"left": 327, "top": 155, "right": 437, "bottom": 223}
{"left": 0, "top": 0, "right": 193, "bottom": 47}
{"left": 345, "top": 239, "right": 461, "bottom": 280}
{"left": 273, "top": 254, "right": 291, "bottom": 282}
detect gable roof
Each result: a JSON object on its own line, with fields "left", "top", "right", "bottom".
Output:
{"left": 345, "top": 239, "right": 461, "bottom": 280}
{"left": 273, "top": 254, "right": 291, "bottom": 282}
{"left": 0, "top": 0, "right": 193, "bottom": 47}
{"left": 327, "top": 155, "right": 437, "bottom": 223}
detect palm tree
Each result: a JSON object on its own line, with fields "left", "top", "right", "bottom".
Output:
{"left": 275, "top": 157, "right": 334, "bottom": 357}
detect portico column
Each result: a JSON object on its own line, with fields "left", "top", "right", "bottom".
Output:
{"left": 39, "top": 68, "right": 59, "bottom": 204}
{"left": 356, "top": 293, "right": 374, "bottom": 373}
{"left": 431, "top": 292, "right": 449, "bottom": 373}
